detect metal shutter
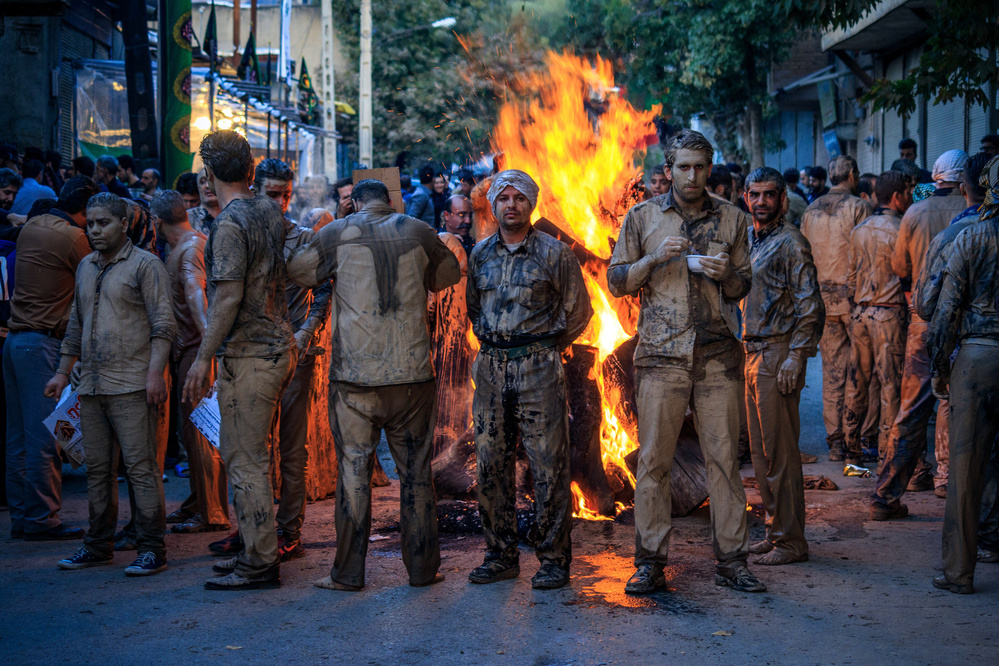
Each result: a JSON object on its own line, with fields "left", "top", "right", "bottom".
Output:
{"left": 797, "top": 111, "right": 813, "bottom": 169}
{"left": 925, "top": 99, "right": 966, "bottom": 165}
{"left": 968, "top": 100, "right": 990, "bottom": 151}
{"left": 882, "top": 56, "right": 904, "bottom": 170}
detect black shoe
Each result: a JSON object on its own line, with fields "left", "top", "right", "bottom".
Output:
{"left": 715, "top": 564, "right": 767, "bottom": 593}
{"left": 468, "top": 559, "right": 520, "bottom": 584}
{"left": 204, "top": 571, "right": 280, "bottom": 590}
{"left": 209, "top": 530, "right": 243, "bottom": 555}
{"left": 932, "top": 575, "right": 973, "bottom": 594}
{"left": 124, "top": 552, "right": 168, "bottom": 577}
{"left": 25, "top": 525, "right": 85, "bottom": 541}
{"left": 531, "top": 562, "right": 569, "bottom": 590}
{"left": 58, "top": 547, "right": 113, "bottom": 570}
{"left": 625, "top": 563, "right": 666, "bottom": 594}
{"left": 870, "top": 502, "right": 908, "bottom": 521}
{"left": 977, "top": 548, "right": 999, "bottom": 564}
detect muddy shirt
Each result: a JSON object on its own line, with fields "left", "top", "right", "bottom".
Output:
{"left": 848, "top": 209, "right": 906, "bottom": 307}
{"left": 800, "top": 185, "right": 873, "bottom": 316}
{"left": 62, "top": 241, "right": 176, "bottom": 395}
{"left": 8, "top": 211, "right": 92, "bottom": 335}
{"left": 284, "top": 221, "right": 333, "bottom": 355}
{"left": 607, "top": 189, "right": 751, "bottom": 369}
{"left": 286, "top": 201, "right": 461, "bottom": 386}
{"left": 892, "top": 187, "right": 967, "bottom": 303}
{"left": 166, "top": 229, "right": 208, "bottom": 360}
{"left": 187, "top": 205, "right": 215, "bottom": 236}
{"left": 915, "top": 205, "right": 982, "bottom": 321}
{"left": 927, "top": 218, "right": 999, "bottom": 376}
{"left": 467, "top": 225, "right": 592, "bottom": 350}
{"left": 743, "top": 221, "right": 824, "bottom": 357}
{"left": 205, "top": 196, "right": 294, "bottom": 358}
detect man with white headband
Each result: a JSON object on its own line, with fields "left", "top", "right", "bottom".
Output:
{"left": 887, "top": 148, "right": 969, "bottom": 503}
{"left": 466, "top": 169, "right": 592, "bottom": 590}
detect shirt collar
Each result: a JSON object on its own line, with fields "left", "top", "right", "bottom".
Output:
{"left": 750, "top": 219, "right": 784, "bottom": 246}
{"left": 488, "top": 224, "right": 536, "bottom": 255}
{"left": 660, "top": 187, "right": 717, "bottom": 216}
{"left": 951, "top": 204, "right": 982, "bottom": 225}
{"left": 89, "top": 239, "right": 134, "bottom": 267}
{"left": 873, "top": 207, "right": 900, "bottom": 217}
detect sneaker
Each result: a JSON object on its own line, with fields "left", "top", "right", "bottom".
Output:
{"left": 468, "top": 559, "right": 520, "bottom": 584}
{"left": 624, "top": 563, "right": 666, "bottom": 594}
{"left": 124, "top": 552, "right": 168, "bottom": 577}
{"left": 171, "top": 516, "right": 230, "bottom": 534}
{"left": 209, "top": 530, "right": 243, "bottom": 556}
{"left": 166, "top": 509, "right": 194, "bottom": 524}
{"left": 977, "top": 547, "right": 999, "bottom": 564}
{"left": 715, "top": 563, "right": 767, "bottom": 593}
{"left": 531, "top": 562, "right": 570, "bottom": 590}
{"left": 204, "top": 571, "right": 280, "bottom": 591}
{"left": 212, "top": 556, "right": 239, "bottom": 575}
{"left": 58, "top": 547, "right": 114, "bottom": 570}
{"left": 870, "top": 502, "right": 909, "bottom": 521}
{"left": 278, "top": 535, "right": 305, "bottom": 562}
{"left": 934, "top": 484, "right": 947, "bottom": 499}
{"left": 24, "top": 525, "right": 85, "bottom": 541}
{"left": 174, "top": 462, "right": 190, "bottom": 478}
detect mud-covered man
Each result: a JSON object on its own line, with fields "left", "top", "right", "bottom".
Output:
{"left": 466, "top": 169, "right": 592, "bottom": 590}
{"left": 926, "top": 155, "right": 999, "bottom": 595}
{"left": 287, "top": 179, "right": 460, "bottom": 591}
{"left": 150, "top": 191, "right": 230, "bottom": 535}
{"left": 187, "top": 167, "right": 222, "bottom": 236}
{"left": 250, "top": 158, "right": 332, "bottom": 561}
{"left": 607, "top": 129, "right": 764, "bottom": 594}
{"left": 842, "top": 171, "right": 912, "bottom": 475}
{"left": 182, "top": 130, "right": 296, "bottom": 591}
{"left": 800, "top": 156, "right": 873, "bottom": 461}
{"left": 47, "top": 192, "right": 175, "bottom": 576}
{"left": 741, "top": 167, "right": 824, "bottom": 566}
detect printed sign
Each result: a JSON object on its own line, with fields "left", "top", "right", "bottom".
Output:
{"left": 43, "top": 386, "right": 85, "bottom": 467}
{"left": 190, "top": 388, "right": 221, "bottom": 449}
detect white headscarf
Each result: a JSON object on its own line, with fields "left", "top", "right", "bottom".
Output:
{"left": 932, "top": 149, "right": 969, "bottom": 185}
{"left": 487, "top": 169, "right": 540, "bottom": 214}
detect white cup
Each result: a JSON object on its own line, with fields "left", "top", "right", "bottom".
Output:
{"left": 686, "top": 254, "right": 708, "bottom": 273}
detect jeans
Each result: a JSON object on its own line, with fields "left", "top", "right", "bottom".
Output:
{"left": 3, "top": 330, "right": 64, "bottom": 533}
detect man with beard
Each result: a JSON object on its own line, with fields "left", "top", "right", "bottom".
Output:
{"left": 741, "top": 167, "right": 824, "bottom": 565}
{"left": 608, "top": 129, "right": 763, "bottom": 594}
{"left": 466, "top": 170, "right": 591, "bottom": 590}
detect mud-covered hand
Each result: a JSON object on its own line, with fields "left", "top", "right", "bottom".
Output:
{"left": 294, "top": 328, "right": 313, "bottom": 355}
{"left": 651, "top": 236, "right": 691, "bottom": 265}
{"left": 182, "top": 357, "right": 214, "bottom": 405}
{"left": 931, "top": 375, "right": 949, "bottom": 401}
{"left": 146, "top": 370, "right": 168, "bottom": 405}
{"left": 43, "top": 372, "right": 69, "bottom": 400}
{"left": 699, "top": 252, "right": 731, "bottom": 281}
{"left": 777, "top": 355, "right": 803, "bottom": 395}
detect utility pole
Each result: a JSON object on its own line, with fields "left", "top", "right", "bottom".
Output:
{"left": 321, "top": 0, "right": 338, "bottom": 180}
{"left": 359, "top": 0, "right": 372, "bottom": 167}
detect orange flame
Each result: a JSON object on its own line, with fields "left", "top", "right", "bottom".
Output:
{"left": 491, "top": 51, "right": 660, "bottom": 519}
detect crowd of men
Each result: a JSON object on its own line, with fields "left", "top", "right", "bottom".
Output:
{"left": 2, "top": 127, "right": 998, "bottom": 595}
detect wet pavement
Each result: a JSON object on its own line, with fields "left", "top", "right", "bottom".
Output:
{"left": 2, "top": 358, "right": 997, "bottom": 664}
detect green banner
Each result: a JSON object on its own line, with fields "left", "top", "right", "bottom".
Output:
{"left": 162, "top": 0, "right": 194, "bottom": 188}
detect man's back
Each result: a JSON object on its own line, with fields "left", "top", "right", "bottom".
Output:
{"left": 915, "top": 206, "right": 982, "bottom": 321}
{"left": 892, "top": 188, "right": 967, "bottom": 286}
{"left": 300, "top": 201, "right": 459, "bottom": 386}
{"left": 800, "top": 186, "right": 873, "bottom": 314}
{"left": 848, "top": 211, "right": 905, "bottom": 307}
{"left": 166, "top": 230, "right": 208, "bottom": 358}
{"left": 9, "top": 213, "right": 91, "bottom": 335}
{"left": 406, "top": 184, "right": 435, "bottom": 226}
{"left": 10, "top": 178, "right": 57, "bottom": 216}
{"left": 205, "top": 196, "right": 294, "bottom": 358}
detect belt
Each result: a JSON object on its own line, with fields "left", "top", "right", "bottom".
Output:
{"left": 742, "top": 332, "right": 792, "bottom": 353}
{"left": 479, "top": 337, "right": 560, "bottom": 360}
{"left": 962, "top": 336, "right": 999, "bottom": 347}
{"left": 11, "top": 328, "right": 63, "bottom": 340}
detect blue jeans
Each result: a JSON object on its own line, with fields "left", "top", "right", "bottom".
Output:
{"left": 3, "top": 330, "right": 64, "bottom": 533}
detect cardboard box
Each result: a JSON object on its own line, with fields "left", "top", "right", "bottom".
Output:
{"left": 353, "top": 167, "right": 405, "bottom": 214}
{"left": 43, "top": 387, "right": 85, "bottom": 468}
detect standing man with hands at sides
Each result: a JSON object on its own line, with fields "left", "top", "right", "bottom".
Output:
{"left": 608, "top": 129, "right": 763, "bottom": 594}
{"left": 47, "top": 192, "right": 175, "bottom": 576}
{"left": 741, "top": 167, "right": 824, "bottom": 565}
{"left": 182, "top": 130, "right": 297, "bottom": 591}
{"left": 466, "top": 170, "right": 592, "bottom": 590}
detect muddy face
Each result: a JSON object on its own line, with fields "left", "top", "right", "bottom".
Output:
{"left": 259, "top": 178, "right": 293, "bottom": 215}
{"left": 198, "top": 168, "right": 218, "bottom": 207}
{"left": 86, "top": 206, "right": 128, "bottom": 254}
{"left": 669, "top": 148, "right": 712, "bottom": 205}
{"left": 745, "top": 181, "right": 785, "bottom": 230}
{"left": 494, "top": 186, "right": 533, "bottom": 239}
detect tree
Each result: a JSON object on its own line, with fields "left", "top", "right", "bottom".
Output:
{"left": 782, "top": 0, "right": 999, "bottom": 120}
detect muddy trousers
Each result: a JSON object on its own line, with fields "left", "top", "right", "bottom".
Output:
{"left": 843, "top": 306, "right": 906, "bottom": 463}
{"left": 978, "top": 441, "right": 999, "bottom": 552}
{"left": 79, "top": 391, "right": 166, "bottom": 560}
{"left": 329, "top": 380, "right": 440, "bottom": 587}
{"left": 633, "top": 361, "right": 749, "bottom": 576}
{"left": 873, "top": 319, "right": 949, "bottom": 509}
{"left": 942, "top": 341, "right": 999, "bottom": 587}
{"left": 174, "top": 351, "right": 228, "bottom": 526}
{"left": 473, "top": 348, "right": 572, "bottom": 569}
{"left": 818, "top": 312, "right": 851, "bottom": 452}
{"left": 745, "top": 341, "right": 808, "bottom": 559}
{"left": 276, "top": 356, "right": 316, "bottom": 542}
{"left": 217, "top": 352, "right": 295, "bottom": 578}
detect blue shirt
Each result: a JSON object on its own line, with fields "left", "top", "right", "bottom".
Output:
{"left": 10, "top": 178, "right": 57, "bottom": 216}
